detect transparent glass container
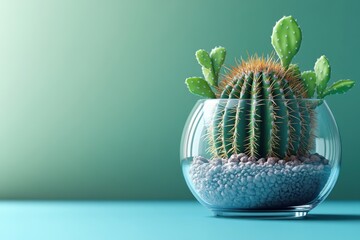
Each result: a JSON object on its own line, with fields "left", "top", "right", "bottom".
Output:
{"left": 180, "top": 99, "right": 341, "bottom": 218}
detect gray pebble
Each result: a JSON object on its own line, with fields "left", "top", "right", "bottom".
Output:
{"left": 240, "top": 156, "right": 248, "bottom": 163}
{"left": 212, "top": 158, "right": 222, "bottom": 166}
{"left": 196, "top": 156, "right": 208, "bottom": 163}
{"left": 293, "top": 160, "right": 301, "bottom": 165}
{"left": 267, "top": 157, "right": 278, "bottom": 164}
{"left": 292, "top": 166, "right": 300, "bottom": 172}
{"left": 229, "top": 154, "right": 239, "bottom": 163}
{"left": 310, "top": 155, "right": 321, "bottom": 162}
{"left": 248, "top": 156, "right": 257, "bottom": 162}
{"left": 278, "top": 160, "right": 285, "bottom": 165}
{"left": 257, "top": 158, "right": 265, "bottom": 165}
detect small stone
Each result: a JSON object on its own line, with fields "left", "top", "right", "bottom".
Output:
{"left": 196, "top": 156, "right": 208, "bottom": 163}
{"left": 278, "top": 160, "right": 285, "bottom": 165}
{"left": 229, "top": 154, "right": 239, "bottom": 163}
{"left": 255, "top": 174, "right": 262, "bottom": 181}
{"left": 293, "top": 160, "right": 301, "bottom": 165}
{"left": 212, "top": 158, "right": 222, "bottom": 165}
{"left": 240, "top": 156, "right": 248, "bottom": 163}
{"left": 248, "top": 156, "right": 257, "bottom": 162}
{"left": 245, "top": 161, "right": 253, "bottom": 166}
{"left": 267, "top": 157, "right": 278, "bottom": 164}
{"left": 290, "top": 155, "right": 298, "bottom": 161}
{"left": 257, "top": 158, "right": 265, "bottom": 165}
{"left": 317, "top": 165, "right": 324, "bottom": 171}
{"left": 304, "top": 158, "right": 312, "bottom": 164}
{"left": 238, "top": 153, "right": 247, "bottom": 158}
{"left": 323, "top": 159, "right": 329, "bottom": 165}
{"left": 292, "top": 166, "right": 300, "bottom": 172}
{"left": 310, "top": 155, "right": 321, "bottom": 162}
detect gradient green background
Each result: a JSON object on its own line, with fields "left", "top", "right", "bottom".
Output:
{"left": 0, "top": 0, "right": 358, "bottom": 199}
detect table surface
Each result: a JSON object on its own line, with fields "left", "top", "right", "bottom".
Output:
{"left": 0, "top": 200, "right": 359, "bottom": 240}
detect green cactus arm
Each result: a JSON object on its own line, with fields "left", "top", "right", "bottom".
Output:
{"left": 195, "top": 49, "right": 216, "bottom": 87}
{"left": 185, "top": 77, "right": 216, "bottom": 98}
{"left": 195, "top": 49, "right": 212, "bottom": 69}
{"left": 210, "top": 46, "right": 226, "bottom": 84}
{"left": 301, "top": 71, "right": 317, "bottom": 98}
{"left": 271, "top": 16, "right": 302, "bottom": 68}
{"left": 322, "top": 80, "right": 355, "bottom": 97}
{"left": 314, "top": 55, "right": 331, "bottom": 97}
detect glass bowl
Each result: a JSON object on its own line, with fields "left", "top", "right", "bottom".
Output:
{"left": 180, "top": 99, "right": 341, "bottom": 218}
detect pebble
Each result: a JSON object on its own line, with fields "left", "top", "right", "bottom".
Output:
{"left": 248, "top": 156, "right": 257, "bottom": 162}
{"left": 197, "top": 156, "right": 209, "bottom": 163}
{"left": 267, "top": 157, "right": 278, "bottom": 164}
{"left": 240, "top": 156, "right": 248, "bottom": 163}
{"left": 310, "top": 155, "right": 321, "bottom": 162}
{"left": 257, "top": 158, "right": 265, "bottom": 165}
{"left": 229, "top": 155, "right": 239, "bottom": 163}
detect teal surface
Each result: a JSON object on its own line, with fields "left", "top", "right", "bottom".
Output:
{"left": 0, "top": 201, "right": 358, "bottom": 240}
{"left": 0, "top": 0, "right": 359, "bottom": 200}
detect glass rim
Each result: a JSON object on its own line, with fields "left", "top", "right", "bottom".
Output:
{"left": 195, "top": 98, "right": 325, "bottom": 102}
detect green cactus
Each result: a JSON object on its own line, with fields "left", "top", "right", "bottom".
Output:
{"left": 185, "top": 77, "right": 216, "bottom": 98}
{"left": 302, "top": 55, "right": 355, "bottom": 99}
{"left": 271, "top": 16, "right": 302, "bottom": 68}
{"left": 301, "top": 71, "right": 317, "bottom": 98}
{"left": 184, "top": 16, "right": 355, "bottom": 159}
{"left": 210, "top": 47, "right": 226, "bottom": 82}
{"left": 210, "top": 69, "right": 310, "bottom": 159}
{"left": 314, "top": 55, "right": 331, "bottom": 97}
{"left": 322, "top": 80, "right": 355, "bottom": 97}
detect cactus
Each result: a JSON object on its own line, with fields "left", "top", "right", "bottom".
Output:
{"left": 195, "top": 50, "right": 216, "bottom": 87}
{"left": 210, "top": 47, "right": 226, "bottom": 83}
{"left": 185, "top": 77, "right": 216, "bottom": 98}
{"left": 314, "top": 56, "right": 331, "bottom": 97}
{"left": 271, "top": 16, "right": 302, "bottom": 68}
{"left": 184, "top": 16, "right": 355, "bottom": 159}
{"left": 195, "top": 47, "right": 225, "bottom": 88}
{"left": 322, "top": 80, "right": 355, "bottom": 97}
{"left": 301, "top": 71, "right": 317, "bottom": 98}
{"left": 209, "top": 58, "right": 310, "bottom": 158}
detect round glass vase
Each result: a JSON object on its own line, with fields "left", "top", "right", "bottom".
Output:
{"left": 180, "top": 99, "right": 341, "bottom": 218}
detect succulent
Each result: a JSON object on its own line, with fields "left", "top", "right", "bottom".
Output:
{"left": 185, "top": 16, "right": 355, "bottom": 159}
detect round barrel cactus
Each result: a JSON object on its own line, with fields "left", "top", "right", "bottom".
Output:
{"left": 210, "top": 60, "right": 313, "bottom": 159}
